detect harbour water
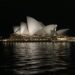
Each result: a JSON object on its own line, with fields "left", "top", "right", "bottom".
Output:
{"left": 0, "top": 42, "right": 74, "bottom": 75}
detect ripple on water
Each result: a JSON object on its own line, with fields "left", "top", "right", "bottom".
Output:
{"left": 2, "top": 42, "right": 70, "bottom": 75}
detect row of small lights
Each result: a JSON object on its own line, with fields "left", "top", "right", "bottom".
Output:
{"left": 2, "top": 38, "right": 50, "bottom": 42}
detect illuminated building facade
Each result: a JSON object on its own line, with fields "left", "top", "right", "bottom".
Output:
{"left": 13, "top": 16, "right": 69, "bottom": 37}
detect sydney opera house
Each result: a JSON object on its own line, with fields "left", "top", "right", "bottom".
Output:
{"left": 8, "top": 16, "right": 69, "bottom": 42}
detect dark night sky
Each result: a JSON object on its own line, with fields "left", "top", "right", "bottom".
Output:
{"left": 0, "top": 0, "right": 75, "bottom": 37}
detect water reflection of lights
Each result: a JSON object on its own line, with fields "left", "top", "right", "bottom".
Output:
{"left": 12, "top": 42, "right": 70, "bottom": 75}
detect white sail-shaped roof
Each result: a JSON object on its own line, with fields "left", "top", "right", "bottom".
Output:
{"left": 13, "top": 26, "right": 20, "bottom": 35}
{"left": 43, "top": 24, "right": 57, "bottom": 35}
{"left": 27, "top": 16, "right": 44, "bottom": 35}
{"left": 34, "top": 28, "right": 47, "bottom": 36}
{"left": 57, "top": 29, "right": 69, "bottom": 35}
{"left": 35, "top": 24, "right": 57, "bottom": 36}
{"left": 20, "top": 22, "right": 29, "bottom": 35}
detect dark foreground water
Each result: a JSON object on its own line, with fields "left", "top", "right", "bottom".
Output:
{"left": 0, "top": 42, "right": 75, "bottom": 75}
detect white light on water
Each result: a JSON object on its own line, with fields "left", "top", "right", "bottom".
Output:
{"left": 11, "top": 42, "right": 70, "bottom": 75}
